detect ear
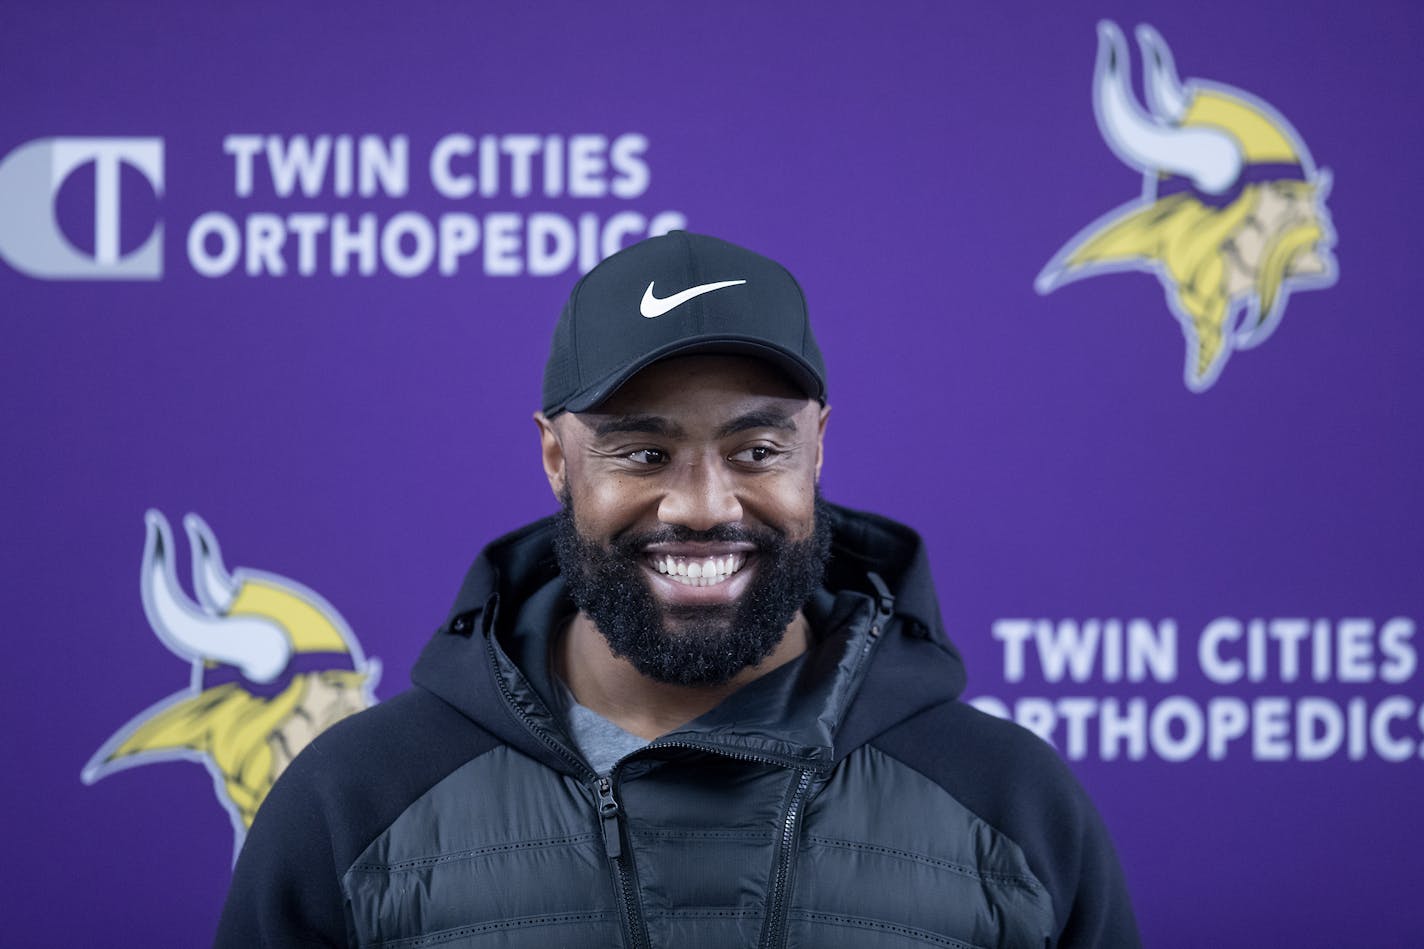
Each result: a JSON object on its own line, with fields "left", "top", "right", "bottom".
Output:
{"left": 814, "top": 404, "right": 830, "bottom": 481}
{"left": 533, "top": 412, "right": 567, "bottom": 499}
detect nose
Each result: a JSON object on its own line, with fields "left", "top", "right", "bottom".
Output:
{"left": 657, "top": 456, "right": 743, "bottom": 532}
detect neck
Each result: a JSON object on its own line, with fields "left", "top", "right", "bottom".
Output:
{"left": 557, "top": 612, "right": 811, "bottom": 741}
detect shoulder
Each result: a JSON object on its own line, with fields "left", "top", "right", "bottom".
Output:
{"left": 287, "top": 687, "right": 495, "bottom": 785}
{"left": 871, "top": 701, "right": 1103, "bottom": 882}
{"left": 255, "top": 686, "right": 503, "bottom": 869}
{"left": 216, "top": 687, "right": 508, "bottom": 945}
{"left": 875, "top": 699, "right": 1083, "bottom": 805}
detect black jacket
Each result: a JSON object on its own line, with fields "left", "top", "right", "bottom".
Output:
{"left": 217, "top": 504, "right": 1140, "bottom": 947}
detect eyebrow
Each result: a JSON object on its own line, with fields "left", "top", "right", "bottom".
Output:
{"left": 590, "top": 409, "right": 799, "bottom": 439}
{"left": 714, "top": 410, "right": 799, "bottom": 439}
{"left": 592, "top": 415, "right": 686, "bottom": 438}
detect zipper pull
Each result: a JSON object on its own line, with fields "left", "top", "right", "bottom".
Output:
{"left": 866, "top": 571, "right": 895, "bottom": 625}
{"left": 596, "top": 776, "right": 622, "bottom": 859}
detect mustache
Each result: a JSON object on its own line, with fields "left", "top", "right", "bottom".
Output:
{"left": 609, "top": 522, "right": 785, "bottom": 554}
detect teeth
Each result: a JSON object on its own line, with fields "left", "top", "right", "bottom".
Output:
{"left": 649, "top": 553, "right": 747, "bottom": 587}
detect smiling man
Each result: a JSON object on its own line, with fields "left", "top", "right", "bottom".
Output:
{"left": 218, "top": 232, "right": 1140, "bottom": 948}
{"left": 545, "top": 355, "right": 832, "bottom": 740}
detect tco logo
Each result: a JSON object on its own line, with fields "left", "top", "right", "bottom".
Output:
{"left": 0, "top": 137, "right": 164, "bottom": 279}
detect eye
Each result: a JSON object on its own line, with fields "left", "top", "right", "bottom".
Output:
{"left": 625, "top": 448, "right": 669, "bottom": 466}
{"left": 730, "top": 444, "right": 781, "bottom": 466}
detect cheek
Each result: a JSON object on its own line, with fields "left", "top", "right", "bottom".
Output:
{"left": 753, "top": 475, "right": 818, "bottom": 536}
{"left": 569, "top": 473, "right": 657, "bottom": 531}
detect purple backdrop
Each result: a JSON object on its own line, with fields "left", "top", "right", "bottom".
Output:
{"left": 4, "top": 1, "right": 1421, "bottom": 944}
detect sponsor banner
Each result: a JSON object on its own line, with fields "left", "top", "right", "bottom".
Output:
{"left": 5, "top": 3, "right": 1421, "bottom": 946}
{"left": 1, "top": 132, "right": 684, "bottom": 281}
{"left": 973, "top": 616, "right": 1422, "bottom": 762}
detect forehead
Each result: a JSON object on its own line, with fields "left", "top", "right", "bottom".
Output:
{"left": 581, "top": 355, "right": 811, "bottom": 425}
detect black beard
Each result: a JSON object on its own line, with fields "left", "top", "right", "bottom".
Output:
{"left": 553, "top": 491, "right": 833, "bottom": 687}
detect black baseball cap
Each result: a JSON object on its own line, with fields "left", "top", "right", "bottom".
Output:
{"left": 541, "top": 231, "right": 827, "bottom": 416}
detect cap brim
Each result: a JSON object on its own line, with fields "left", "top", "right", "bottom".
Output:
{"left": 561, "top": 336, "right": 825, "bottom": 414}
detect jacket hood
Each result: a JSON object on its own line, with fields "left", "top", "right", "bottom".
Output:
{"left": 411, "top": 502, "right": 967, "bottom": 773}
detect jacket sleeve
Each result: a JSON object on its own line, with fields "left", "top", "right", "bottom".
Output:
{"left": 1048, "top": 777, "right": 1140, "bottom": 948}
{"left": 942, "top": 709, "right": 1141, "bottom": 948}
{"left": 975, "top": 720, "right": 1141, "bottom": 949}
{"left": 873, "top": 701, "right": 1142, "bottom": 948}
{"left": 214, "top": 747, "right": 353, "bottom": 946}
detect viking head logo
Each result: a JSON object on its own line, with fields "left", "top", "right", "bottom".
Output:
{"left": 82, "top": 511, "right": 379, "bottom": 855}
{"left": 1036, "top": 22, "right": 1337, "bottom": 391}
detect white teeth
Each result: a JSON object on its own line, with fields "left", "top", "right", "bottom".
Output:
{"left": 649, "top": 552, "right": 747, "bottom": 587}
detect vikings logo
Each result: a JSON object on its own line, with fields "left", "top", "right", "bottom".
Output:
{"left": 1036, "top": 22, "right": 1338, "bottom": 391}
{"left": 82, "top": 511, "right": 379, "bottom": 854}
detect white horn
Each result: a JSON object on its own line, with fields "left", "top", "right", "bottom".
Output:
{"left": 183, "top": 513, "right": 236, "bottom": 613}
{"left": 1092, "top": 20, "right": 1242, "bottom": 195}
{"left": 140, "top": 510, "right": 292, "bottom": 683}
{"left": 1136, "top": 24, "right": 1189, "bottom": 121}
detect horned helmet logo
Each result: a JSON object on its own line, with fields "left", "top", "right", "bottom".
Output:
{"left": 1036, "top": 22, "right": 1338, "bottom": 391}
{"left": 82, "top": 511, "right": 379, "bottom": 855}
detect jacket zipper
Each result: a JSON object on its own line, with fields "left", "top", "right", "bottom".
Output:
{"left": 482, "top": 582, "right": 893, "bottom": 949}
{"left": 596, "top": 773, "right": 651, "bottom": 949}
{"left": 636, "top": 598, "right": 891, "bottom": 948}
{"left": 596, "top": 776, "right": 622, "bottom": 859}
{"left": 759, "top": 768, "right": 814, "bottom": 949}
{"left": 483, "top": 634, "right": 651, "bottom": 948}
{"left": 482, "top": 633, "right": 591, "bottom": 775}
{"left": 759, "top": 587, "right": 888, "bottom": 949}
{"left": 595, "top": 741, "right": 824, "bottom": 949}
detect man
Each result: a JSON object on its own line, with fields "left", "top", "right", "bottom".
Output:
{"left": 217, "top": 232, "right": 1141, "bottom": 947}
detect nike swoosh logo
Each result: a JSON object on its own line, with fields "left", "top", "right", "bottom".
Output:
{"left": 640, "top": 279, "right": 747, "bottom": 318}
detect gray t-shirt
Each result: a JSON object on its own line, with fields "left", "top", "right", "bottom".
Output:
{"left": 556, "top": 679, "right": 648, "bottom": 775}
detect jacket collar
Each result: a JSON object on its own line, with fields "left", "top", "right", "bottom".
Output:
{"left": 412, "top": 503, "right": 966, "bottom": 776}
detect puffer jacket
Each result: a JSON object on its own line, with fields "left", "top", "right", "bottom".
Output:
{"left": 217, "top": 503, "right": 1140, "bottom": 948}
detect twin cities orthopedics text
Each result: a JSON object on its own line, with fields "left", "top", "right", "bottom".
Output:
{"left": 970, "top": 617, "right": 1423, "bottom": 763}
{"left": 186, "top": 133, "right": 686, "bottom": 278}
